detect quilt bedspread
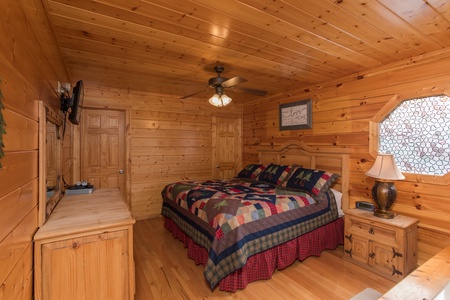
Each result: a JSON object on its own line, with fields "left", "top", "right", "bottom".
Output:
{"left": 161, "top": 179, "right": 339, "bottom": 289}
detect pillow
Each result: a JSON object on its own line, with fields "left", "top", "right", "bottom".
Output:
{"left": 236, "top": 164, "right": 266, "bottom": 179}
{"left": 257, "top": 163, "right": 292, "bottom": 185}
{"left": 275, "top": 187, "right": 307, "bottom": 196}
{"left": 281, "top": 166, "right": 339, "bottom": 197}
{"left": 331, "top": 188, "right": 344, "bottom": 217}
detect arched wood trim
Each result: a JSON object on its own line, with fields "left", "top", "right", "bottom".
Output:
{"left": 256, "top": 140, "right": 351, "bottom": 210}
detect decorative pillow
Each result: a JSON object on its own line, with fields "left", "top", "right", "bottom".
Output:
{"left": 236, "top": 164, "right": 266, "bottom": 180}
{"left": 281, "top": 167, "right": 339, "bottom": 197}
{"left": 257, "top": 163, "right": 292, "bottom": 185}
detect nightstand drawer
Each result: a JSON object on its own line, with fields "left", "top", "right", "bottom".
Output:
{"left": 347, "top": 217, "right": 397, "bottom": 245}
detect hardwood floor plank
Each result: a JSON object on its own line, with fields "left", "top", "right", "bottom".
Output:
{"left": 134, "top": 217, "right": 396, "bottom": 299}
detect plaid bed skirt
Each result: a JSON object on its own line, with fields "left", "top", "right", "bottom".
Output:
{"left": 164, "top": 216, "right": 344, "bottom": 292}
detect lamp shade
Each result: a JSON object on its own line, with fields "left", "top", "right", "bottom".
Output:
{"left": 209, "top": 93, "right": 232, "bottom": 107}
{"left": 365, "top": 153, "right": 405, "bottom": 180}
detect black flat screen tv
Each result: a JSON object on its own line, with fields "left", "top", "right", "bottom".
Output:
{"left": 68, "top": 80, "right": 84, "bottom": 125}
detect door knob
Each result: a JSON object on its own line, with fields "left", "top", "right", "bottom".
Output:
{"left": 119, "top": 169, "right": 124, "bottom": 174}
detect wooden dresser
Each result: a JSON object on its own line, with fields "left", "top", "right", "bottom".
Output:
{"left": 34, "top": 188, "right": 135, "bottom": 300}
{"left": 343, "top": 209, "right": 419, "bottom": 282}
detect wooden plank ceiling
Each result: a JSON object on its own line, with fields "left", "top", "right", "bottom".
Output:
{"left": 41, "top": 0, "right": 450, "bottom": 102}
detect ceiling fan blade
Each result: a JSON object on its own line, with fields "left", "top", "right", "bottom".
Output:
{"left": 180, "top": 88, "right": 210, "bottom": 99}
{"left": 233, "top": 86, "right": 267, "bottom": 96}
{"left": 222, "top": 76, "right": 247, "bottom": 88}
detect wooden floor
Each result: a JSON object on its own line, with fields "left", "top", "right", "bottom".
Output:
{"left": 133, "top": 217, "right": 396, "bottom": 300}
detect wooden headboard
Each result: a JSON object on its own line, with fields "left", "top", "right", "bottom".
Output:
{"left": 257, "top": 141, "right": 351, "bottom": 210}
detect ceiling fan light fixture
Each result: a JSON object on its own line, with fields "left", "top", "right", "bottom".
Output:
{"left": 209, "top": 93, "right": 232, "bottom": 107}
{"left": 181, "top": 66, "right": 266, "bottom": 101}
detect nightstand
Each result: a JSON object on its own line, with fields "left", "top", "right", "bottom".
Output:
{"left": 343, "top": 209, "right": 419, "bottom": 282}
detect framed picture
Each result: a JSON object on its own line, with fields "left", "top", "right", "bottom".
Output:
{"left": 279, "top": 99, "right": 312, "bottom": 130}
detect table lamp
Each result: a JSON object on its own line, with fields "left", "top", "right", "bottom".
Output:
{"left": 365, "top": 153, "right": 405, "bottom": 219}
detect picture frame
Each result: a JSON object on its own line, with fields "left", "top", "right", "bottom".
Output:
{"left": 279, "top": 99, "right": 312, "bottom": 130}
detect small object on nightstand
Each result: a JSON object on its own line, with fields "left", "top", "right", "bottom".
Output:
{"left": 356, "top": 201, "right": 375, "bottom": 211}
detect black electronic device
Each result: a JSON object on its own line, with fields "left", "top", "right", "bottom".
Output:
{"left": 68, "top": 80, "right": 84, "bottom": 125}
{"left": 356, "top": 201, "right": 375, "bottom": 211}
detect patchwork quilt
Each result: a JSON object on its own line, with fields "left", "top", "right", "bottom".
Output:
{"left": 161, "top": 179, "right": 339, "bottom": 289}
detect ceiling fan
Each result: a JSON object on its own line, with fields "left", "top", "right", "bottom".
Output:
{"left": 180, "top": 66, "right": 267, "bottom": 107}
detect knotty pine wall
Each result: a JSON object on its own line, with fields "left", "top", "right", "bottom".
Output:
{"left": 242, "top": 48, "right": 450, "bottom": 264}
{"left": 0, "top": 0, "right": 71, "bottom": 299}
{"left": 82, "top": 87, "right": 242, "bottom": 220}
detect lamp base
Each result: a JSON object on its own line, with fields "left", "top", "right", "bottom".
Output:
{"left": 372, "top": 180, "right": 397, "bottom": 219}
{"left": 374, "top": 209, "right": 395, "bottom": 219}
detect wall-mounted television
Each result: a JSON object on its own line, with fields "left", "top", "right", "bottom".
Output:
{"left": 68, "top": 80, "right": 84, "bottom": 125}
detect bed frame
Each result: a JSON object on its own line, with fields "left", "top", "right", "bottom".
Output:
{"left": 163, "top": 140, "right": 351, "bottom": 291}
{"left": 257, "top": 140, "right": 350, "bottom": 210}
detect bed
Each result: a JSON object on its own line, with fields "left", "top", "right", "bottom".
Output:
{"left": 161, "top": 141, "right": 350, "bottom": 292}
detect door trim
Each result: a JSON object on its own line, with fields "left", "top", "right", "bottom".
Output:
{"left": 72, "top": 107, "right": 131, "bottom": 209}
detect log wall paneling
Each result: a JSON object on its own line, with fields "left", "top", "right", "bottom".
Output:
{"left": 82, "top": 87, "right": 242, "bottom": 219}
{"left": 0, "top": 0, "right": 70, "bottom": 299}
{"left": 0, "top": 208, "right": 37, "bottom": 286}
{"left": 3, "top": 1, "right": 450, "bottom": 296}
{"left": 242, "top": 48, "right": 450, "bottom": 265}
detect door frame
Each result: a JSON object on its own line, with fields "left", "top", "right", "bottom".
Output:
{"left": 72, "top": 107, "right": 132, "bottom": 208}
{"left": 211, "top": 115, "right": 243, "bottom": 179}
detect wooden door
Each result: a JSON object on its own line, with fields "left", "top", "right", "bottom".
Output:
{"left": 212, "top": 116, "right": 242, "bottom": 179}
{"left": 81, "top": 109, "right": 125, "bottom": 191}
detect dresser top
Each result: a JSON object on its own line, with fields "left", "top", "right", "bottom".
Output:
{"left": 34, "top": 188, "right": 135, "bottom": 241}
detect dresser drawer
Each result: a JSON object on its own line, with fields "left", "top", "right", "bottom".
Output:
{"left": 347, "top": 217, "right": 398, "bottom": 246}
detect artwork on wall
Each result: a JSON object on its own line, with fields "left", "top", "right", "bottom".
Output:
{"left": 279, "top": 99, "right": 312, "bottom": 130}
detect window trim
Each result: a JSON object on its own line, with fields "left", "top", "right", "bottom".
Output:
{"left": 369, "top": 93, "right": 450, "bottom": 185}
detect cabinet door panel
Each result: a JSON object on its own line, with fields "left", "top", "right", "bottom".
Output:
{"left": 41, "top": 230, "right": 129, "bottom": 300}
{"left": 371, "top": 241, "right": 400, "bottom": 279}
{"left": 351, "top": 235, "right": 369, "bottom": 264}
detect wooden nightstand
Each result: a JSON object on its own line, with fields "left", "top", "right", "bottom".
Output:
{"left": 343, "top": 209, "right": 419, "bottom": 282}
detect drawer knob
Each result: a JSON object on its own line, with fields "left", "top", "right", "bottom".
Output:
{"left": 369, "top": 253, "right": 375, "bottom": 259}
{"left": 368, "top": 227, "right": 375, "bottom": 235}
